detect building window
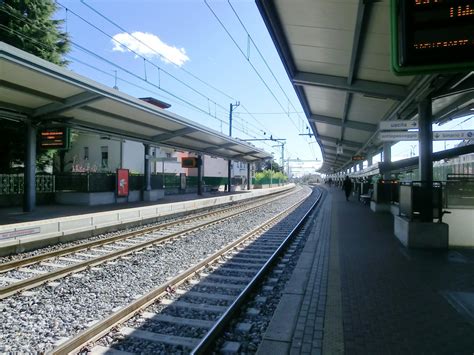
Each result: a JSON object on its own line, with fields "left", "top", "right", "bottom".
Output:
{"left": 83, "top": 147, "right": 89, "bottom": 160}
{"left": 166, "top": 152, "right": 171, "bottom": 158}
{"left": 101, "top": 146, "right": 108, "bottom": 168}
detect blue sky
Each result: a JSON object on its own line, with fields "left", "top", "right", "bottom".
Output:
{"left": 55, "top": 0, "right": 320, "bottom": 169}
{"left": 53, "top": 1, "right": 472, "bottom": 174}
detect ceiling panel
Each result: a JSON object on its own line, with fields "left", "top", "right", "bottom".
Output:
{"left": 315, "top": 123, "right": 341, "bottom": 138}
{"left": 347, "top": 94, "right": 397, "bottom": 124}
{"left": 275, "top": 0, "right": 358, "bottom": 30}
{"left": 0, "top": 88, "right": 51, "bottom": 109}
{"left": 343, "top": 127, "right": 372, "bottom": 143}
{"left": 305, "top": 86, "right": 347, "bottom": 117}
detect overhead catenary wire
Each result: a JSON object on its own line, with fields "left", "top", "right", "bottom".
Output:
{"left": 77, "top": 0, "right": 279, "bottom": 141}
{"left": 203, "top": 0, "right": 302, "bottom": 133}
{"left": 227, "top": 0, "right": 306, "bottom": 127}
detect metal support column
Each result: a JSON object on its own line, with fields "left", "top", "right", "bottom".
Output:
{"left": 227, "top": 102, "right": 240, "bottom": 192}
{"left": 367, "top": 154, "right": 373, "bottom": 166}
{"left": 382, "top": 143, "right": 391, "bottom": 180}
{"left": 23, "top": 121, "right": 36, "bottom": 212}
{"left": 418, "top": 96, "right": 433, "bottom": 222}
{"left": 197, "top": 155, "right": 202, "bottom": 196}
{"left": 144, "top": 144, "right": 151, "bottom": 191}
{"left": 247, "top": 163, "right": 251, "bottom": 190}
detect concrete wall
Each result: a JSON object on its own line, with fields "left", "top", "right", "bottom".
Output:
{"left": 122, "top": 140, "right": 144, "bottom": 173}
{"left": 443, "top": 209, "right": 474, "bottom": 247}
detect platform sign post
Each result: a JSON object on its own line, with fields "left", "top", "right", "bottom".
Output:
{"left": 116, "top": 169, "right": 129, "bottom": 197}
{"left": 391, "top": 0, "right": 474, "bottom": 75}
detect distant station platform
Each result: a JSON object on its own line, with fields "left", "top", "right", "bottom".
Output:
{"left": 258, "top": 185, "right": 474, "bottom": 354}
{"left": 0, "top": 185, "right": 293, "bottom": 256}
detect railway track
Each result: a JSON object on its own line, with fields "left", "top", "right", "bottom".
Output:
{"left": 0, "top": 187, "right": 298, "bottom": 300}
{"left": 51, "top": 187, "right": 323, "bottom": 354}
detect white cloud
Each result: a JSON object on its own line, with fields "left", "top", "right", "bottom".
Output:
{"left": 112, "top": 31, "right": 189, "bottom": 67}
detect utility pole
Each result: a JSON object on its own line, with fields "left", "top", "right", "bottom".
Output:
{"left": 228, "top": 101, "right": 240, "bottom": 192}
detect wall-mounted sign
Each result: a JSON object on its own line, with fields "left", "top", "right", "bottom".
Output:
{"left": 116, "top": 169, "right": 129, "bottom": 197}
{"left": 379, "top": 120, "right": 418, "bottom": 130}
{"left": 391, "top": 0, "right": 474, "bottom": 75}
{"left": 39, "top": 128, "right": 70, "bottom": 150}
{"left": 181, "top": 157, "right": 198, "bottom": 168}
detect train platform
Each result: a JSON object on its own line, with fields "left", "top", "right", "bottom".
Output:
{"left": 0, "top": 190, "right": 249, "bottom": 226}
{"left": 0, "top": 185, "right": 293, "bottom": 256}
{"left": 258, "top": 186, "right": 474, "bottom": 354}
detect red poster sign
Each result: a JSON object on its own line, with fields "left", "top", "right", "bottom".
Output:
{"left": 117, "top": 169, "right": 129, "bottom": 197}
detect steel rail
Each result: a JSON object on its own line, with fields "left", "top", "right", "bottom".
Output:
{"left": 0, "top": 187, "right": 296, "bottom": 273}
{"left": 192, "top": 187, "right": 325, "bottom": 354}
{"left": 0, "top": 188, "right": 298, "bottom": 300}
{"left": 50, "top": 188, "right": 314, "bottom": 355}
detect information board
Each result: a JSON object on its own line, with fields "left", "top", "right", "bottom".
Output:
{"left": 39, "top": 128, "right": 70, "bottom": 150}
{"left": 116, "top": 169, "right": 129, "bottom": 197}
{"left": 391, "top": 0, "right": 474, "bottom": 75}
{"left": 181, "top": 157, "right": 198, "bottom": 168}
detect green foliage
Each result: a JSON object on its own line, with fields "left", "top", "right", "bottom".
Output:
{"left": 0, "top": 0, "right": 70, "bottom": 65}
{"left": 254, "top": 169, "right": 288, "bottom": 184}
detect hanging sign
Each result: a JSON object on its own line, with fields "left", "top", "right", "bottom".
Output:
{"left": 116, "top": 169, "right": 129, "bottom": 197}
{"left": 379, "top": 120, "right": 418, "bottom": 130}
{"left": 39, "top": 128, "right": 70, "bottom": 150}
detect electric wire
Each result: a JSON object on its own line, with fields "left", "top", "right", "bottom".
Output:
{"left": 77, "top": 0, "right": 279, "bottom": 141}
{"left": 204, "top": 0, "right": 302, "bottom": 133}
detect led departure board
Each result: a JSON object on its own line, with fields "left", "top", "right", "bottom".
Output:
{"left": 391, "top": 0, "right": 474, "bottom": 75}
{"left": 39, "top": 128, "right": 70, "bottom": 150}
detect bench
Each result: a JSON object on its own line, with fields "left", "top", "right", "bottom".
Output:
{"left": 359, "top": 189, "right": 373, "bottom": 205}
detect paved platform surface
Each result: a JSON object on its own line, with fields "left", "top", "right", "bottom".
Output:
{"left": 0, "top": 191, "right": 249, "bottom": 226}
{"left": 259, "top": 186, "right": 474, "bottom": 354}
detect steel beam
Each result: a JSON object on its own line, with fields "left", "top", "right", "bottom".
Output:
{"left": 309, "top": 114, "right": 377, "bottom": 132}
{"left": 318, "top": 135, "right": 363, "bottom": 148}
{"left": 152, "top": 127, "right": 198, "bottom": 142}
{"left": 293, "top": 72, "right": 407, "bottom": 100}
{"left": 33, "top": 92, "right": 102, "bottom": 118}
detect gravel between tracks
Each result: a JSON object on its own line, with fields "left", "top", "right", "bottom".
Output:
{"left": 0, "top": 187, "right": 309, "bottom": 353}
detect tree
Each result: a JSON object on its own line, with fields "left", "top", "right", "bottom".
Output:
{"left": 0, "top": 0, "right": 70, "bottom": 66}
{"left": 0, "top": 0, "right": 70, "bottom": 172}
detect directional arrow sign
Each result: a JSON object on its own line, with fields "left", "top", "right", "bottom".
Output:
{"left": 379, "top": 120, "right": 418, "bottom": 130}
{"left": 432, "top": 130, "right": 474, "bottom": 140}
{"left": 379, "top": 130, "right": 474, "bottom": 142}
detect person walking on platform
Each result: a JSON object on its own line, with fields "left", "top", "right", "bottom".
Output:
{"left": 343, "top": 176, "right": 352, "bottom": 201}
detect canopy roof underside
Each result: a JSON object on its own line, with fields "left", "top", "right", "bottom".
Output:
{"left": 257, "top": 0, "right": 474, "bottom": 173}
{"left": 0, "top": 42, "right": 272, "bottom": 163}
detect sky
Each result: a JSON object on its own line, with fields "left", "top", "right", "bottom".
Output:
{"left": 53, "top": 0, "right": 320, "bottom": 173}
{"left": 51, "top": 0, "right": 472, "bottom": 176}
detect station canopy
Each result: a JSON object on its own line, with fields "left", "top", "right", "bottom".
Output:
{"left": 257, "top": 0, "right": 474, "bottom": 173}
{"left": 0, "top": 42, "right": 272, "bottom": 163}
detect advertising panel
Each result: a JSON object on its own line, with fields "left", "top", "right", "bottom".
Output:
{"left": 116, "top": 169, "right": 129, "bottom": 197}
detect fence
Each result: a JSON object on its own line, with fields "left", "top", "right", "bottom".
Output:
{"left": 0, "top": 173, "right": 230, "bottom": 195}
{"left": 0, "top": 174, "right": 54, "bottom": 194}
